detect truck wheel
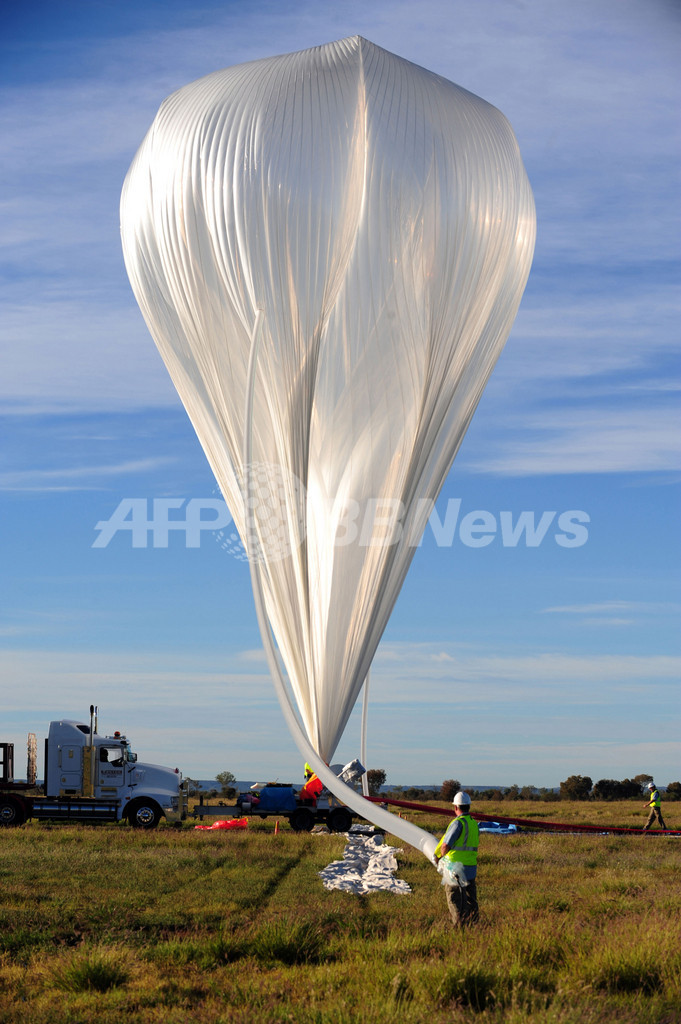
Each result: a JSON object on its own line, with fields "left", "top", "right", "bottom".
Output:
{"left": 128, "top": 801, "right": 161, "bottom": 829}
{"left": 0, "top": 798, "right": 25, "bottom": 827}
{"left": 328, "top": 807, "right": 352, "bottom": 833}
{"left": 289, "top": 808, "right": 315, "bottom": 832}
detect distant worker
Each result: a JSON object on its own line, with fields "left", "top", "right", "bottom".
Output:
{"left": 642, "top": 782, "right": 667, "bottom": 831}
{"left": 299, "top": 762, "right": 323, "bottom": 803}
{"left": 434, "top": 790, "right": 479, "bottom": 927}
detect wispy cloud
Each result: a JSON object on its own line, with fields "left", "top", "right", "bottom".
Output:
{"left": 238, "top": 649, "right": 268, "bottom": 664}
{"left": 1, "top": 639, "right": 678, "bottom": 781}
{"left": 361, "top": 640, "right": 681, "bottom": 783}
{"left": 0, "top": 457, "right": 176, "bottom": 492}
{"left": 542, "top": 601, "right": 681, "bottom": 616}
{"left": 372, "top": 642, "right": 681, "bottom": 692}
{"left": 0, "top": 299, "right": 177, "bottom": 414}
{"left": 0, "top": 624, "right": 33, "bottom": 638}
{"left": 466, "top": 406, "right": 681, "bottom": 475}
{"left": 498, "top": 292, "right": 680, "bottom": 387}
{"left": 1, "top": 0, "right": 678, "bottom": 439}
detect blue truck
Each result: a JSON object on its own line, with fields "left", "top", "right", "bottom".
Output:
{"left": 194, "top": 781, "right": 356, "bottom": 833}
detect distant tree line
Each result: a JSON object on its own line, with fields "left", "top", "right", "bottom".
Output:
{"left": 188, "top": 770, "right": 681, "bottom": 804}
{"left": 559, "top": 774, "right": 681, "bottom": 801}
{"left": 431, "top": 775, "right": 681, "bottom": 802}
{"left": 389, "top": 786, "right": 441, "bottom": 801}
{"left": 469, "top": 785, "right": 562, "bottom": 802}
{"left": 438, "top": 779, "right": 561, "bottom": 802}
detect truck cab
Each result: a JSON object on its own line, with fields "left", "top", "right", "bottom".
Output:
{"left": 0, "top": 716, "right": 186, "bottom": 828}
{"left": 44, "top": 720, "right": 184, "bottom": 826}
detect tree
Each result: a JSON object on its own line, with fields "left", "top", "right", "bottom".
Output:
{"left": 216, "top": 770, "right": 237, "bottom": 798}
{"left": 593, "top": 778, "right": 646, "bottom": 800}
{"left": 184, "top": 777, "right": 202, "bottom": 799}
{"left": 366, "top": 768, "right": 387, "bottom": 796}
{"left": 477, "top": 788, "right": 503, "bottom": 801}
{"left": 592, "top": 778, "right": 621, "bottom": 801}
{"left": 559, "top": 775, "right": 592, "bottom": 800}
{"left": 633, "top": 773, "right": 653, "bottom": 790}
{"left": 440, "top": 779, "right": 461, "bottom": 802}
{"left": 666, "top": 782, "right": 681, "bottom": 801}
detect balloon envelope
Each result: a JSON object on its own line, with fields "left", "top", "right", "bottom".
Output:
{"left": 121, "top": 36, "right": 535, "bottom": 764}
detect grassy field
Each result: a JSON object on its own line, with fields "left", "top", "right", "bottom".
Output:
{"left": 0, "top": 800, "right": 679, "bottom": 1023}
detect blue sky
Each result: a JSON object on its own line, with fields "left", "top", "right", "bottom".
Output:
{"left": 1, "top": 0, "right": 679, "bottom": 788}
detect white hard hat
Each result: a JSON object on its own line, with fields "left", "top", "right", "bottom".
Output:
{"left": 647, "top": 782, "right": 655, "bottom": 790}
{"left": 453, "top": 790, "right": 471, "bottom": 806}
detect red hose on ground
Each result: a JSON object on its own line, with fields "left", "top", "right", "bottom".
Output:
{"left": 364, "top": 795, "right": 681, "bottom": 835}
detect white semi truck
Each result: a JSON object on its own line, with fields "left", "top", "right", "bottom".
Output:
{"left": 0, "top": 707, "right": 187, "bottom": 828}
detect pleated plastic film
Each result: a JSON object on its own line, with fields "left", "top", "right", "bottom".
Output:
{"left": 121, "top": 36, "right": 535, "bottom": 762}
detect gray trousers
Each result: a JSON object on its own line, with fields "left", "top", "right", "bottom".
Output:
{"left": 444, "top": 879, "right": 479, "bottom": 927}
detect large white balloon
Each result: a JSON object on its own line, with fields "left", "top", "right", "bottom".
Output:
{"left": 121, "top": 36, "right": 535, "bottom": 858}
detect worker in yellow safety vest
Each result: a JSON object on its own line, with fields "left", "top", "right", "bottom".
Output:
{"left": 642, "top": 782, "right": 667, "bottom": 831}
{"left": 434, "top": 790, "right": 479, "bottom": 927}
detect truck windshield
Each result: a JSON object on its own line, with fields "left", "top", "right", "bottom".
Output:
{"left": 99, "top": 743, "right": 136, "bottom": 765}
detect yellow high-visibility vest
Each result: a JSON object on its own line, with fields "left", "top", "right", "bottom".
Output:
{"left": 435, "top": 814, "right": 479, "bottom": 867}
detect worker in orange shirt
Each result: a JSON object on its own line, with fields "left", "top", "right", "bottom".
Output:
{"left": 299, "top": 762, "right": 323, "bottom": 802}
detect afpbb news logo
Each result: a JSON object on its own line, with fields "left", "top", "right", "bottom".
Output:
{"left": 93, "top": 495, "right": 589, "bottom": 555}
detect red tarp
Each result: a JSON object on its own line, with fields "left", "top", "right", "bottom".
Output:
{"left": 194, "top": 817, "right": 248, "bottom": 831}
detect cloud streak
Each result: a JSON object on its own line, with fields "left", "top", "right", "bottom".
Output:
{"left": 1, "top": 639, "right": 677, "bottom": 781}
{"left": 542, "top": 601, "right": 681, "bottom": 616}
{"left": 0, "top": 457, "right": 175, "bottom": 492}
{"left": 469, "top": 407, "right": 681, "bottom": 475}
{"left": 1, "top": 0, "right": 678, "bottom": 478}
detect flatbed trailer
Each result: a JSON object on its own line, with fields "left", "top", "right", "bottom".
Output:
{"left": 0, "top": 791, "right": 122, "bottom": 824}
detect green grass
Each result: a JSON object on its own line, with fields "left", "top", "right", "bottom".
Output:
{"left": 51, "top": 949, "right": 131, "bottom": 993}
{"left": 0, "top": 802, "right": 679, "bottom": 1022}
